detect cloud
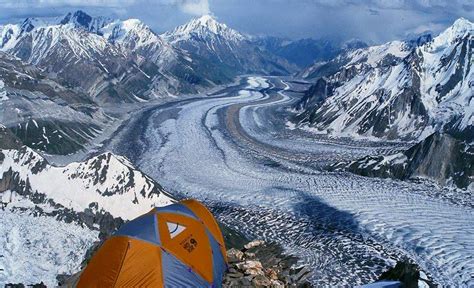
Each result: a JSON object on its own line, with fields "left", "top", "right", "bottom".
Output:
{"left": 0, "top": 0, "right": 471, "bottom": 43}
{"left": 177, "top": 0, "right": 210, "bottom": 15}
{"left": 410, "top": 22, "right": 448, "bottom": 35}
{"left": 0, "top": 0, "right": 210, "bottom": 15}
{"left": 0, "top": 0, "right": 132, "bottom": 8}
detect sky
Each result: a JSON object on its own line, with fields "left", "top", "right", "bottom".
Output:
{"left": 0, "top": 0, "right": 472, "bottom": 44}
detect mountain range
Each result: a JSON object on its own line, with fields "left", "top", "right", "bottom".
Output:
{"left": 292, "top": 18, "right": 473, "bottom": 189}
{"left": 294, "top": 18, "right": 472, "bottom": 142}
{"left": 0, "top": 11, "right": 301, "bottom": 103}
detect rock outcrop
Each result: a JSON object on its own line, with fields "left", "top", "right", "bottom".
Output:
{"left": 331, "top": 132, "right": 473, "bottom": 190}
{"left": 223, "top": 240, "right": 311, "bottom": 287}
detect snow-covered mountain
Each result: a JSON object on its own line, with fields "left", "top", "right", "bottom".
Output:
{"left": 294, "top": 18, "right": 473, "bottom": 141}
{"left": 0, "top": 11, "right": 164, "bottom": 103}
{"left": 0, "top": 11, "right": 219, "bottom": 101}
{"left": 100, "top": 17, "right": 221, "bottom": 93}
{"left": 102, "top": 18, "right": 178, "bottom": 66}
{"left": 0, "top": 129, "right": 174, "bottom": 285}
{"left": 163, "top": 14, "right": 246, "bottom": 44}
{"left": 0, "top": 147, "right": 174, "bottom": 219}
{"left": 162, "top": 14, "right": 296, "bottom": 77}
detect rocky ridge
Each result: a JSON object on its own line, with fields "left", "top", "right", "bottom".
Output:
{"left": 224, "top": 240, "right": 311, "bottom": 287}
{"left": 330, "top": 132, "right": 474, "bottom": 190}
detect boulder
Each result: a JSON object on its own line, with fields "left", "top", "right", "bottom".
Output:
{"left": 265, "top": 268, "right": 279, "bottom": 280}
{"left": 244, "top": 251, "right": 256, "bottom": 259}
{"left": 236, "top": 260, "right": 265, "bottom": 276}
{"left": 227, "top": 248, "right": 244, "bottom": 263}
{"left": 252, "top": 275, "right": 272, "bottom": 287}
{"left": 244, "top": 239, "right": 265, "bottom": 250}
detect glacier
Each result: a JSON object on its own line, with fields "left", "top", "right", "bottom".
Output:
{"left": 105, "top": 76, "right": 474, "bottom": 286}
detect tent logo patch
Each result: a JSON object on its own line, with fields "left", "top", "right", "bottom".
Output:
{"left": 180, "top": 235, "right": 198, "bottom": 253}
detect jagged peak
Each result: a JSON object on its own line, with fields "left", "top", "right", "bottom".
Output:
{"left": 100, "top": 17, "right": 170, "bottom": 49}
{"left": 194, "top": 14, "right": 218, "bottom": 26}
{"left": 118, "top": 18, "right": 160, "bottom": 37}
{"left": 18, "top": 17, "right": 50, "bottom": 33}
{"left": 58, "top": 10, "right": 111, "bottom": 33}
{"left": 451, "top": 17, "right": 473, "bottom": 30}
{"left": 407, "top": 33, "right": 433, "bottom": 47}
{"left": 20, "top": 18, "right": 36, "bottom": 33}
{"left": 60, "top": 10, "right": 92, "bottom": 27}
{"left": 81, "top": 151, "right": 131, "bottom": 167}
{"left": 445, "top": 17, "right": 473, "bottom": 37}
{"left": 432, "top": 17, "right": 473, "bottom": 47}
{"left": 163, "top": 13, "right": 246, "bottom": 42}
{"left": 183, "top": 14, "right": 229, "bottom": 34}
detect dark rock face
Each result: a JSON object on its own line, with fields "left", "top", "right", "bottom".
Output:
{"left": 403, "top": 132, "right": 473, "bottom": 188}
{"left": 407, "top": 33, "right": 433, "bottom": 48}
{"left": 20, "top": 18, "right": 35, "bottom": 34}
{"left": 9, "top": 120, "right": 102, "bottom": 155}
{"left": 71, "top": 10, "right": 92, "bottom": 28}
{"left": 332, "top": 132, "right": 474, "bottom": 189}
{"left": 294, "top": 77, "right": 335, "bottom": 111}
{"left": 1, "top": 28, "right": 15, "bottom": 47}
{"left": 0, "top": 51, "right": 95, "bottom": 104}
{"left": 0, "top": 126, "right": 23, "bottom": 150}
{"left": 378, "top": 260, "right": 434, "bottom": 288}
{"left": 0, "top": 51, "right": 110, "bottom": 155}
{"left": 5, "top": 283, "right": 47, "bottom": 288}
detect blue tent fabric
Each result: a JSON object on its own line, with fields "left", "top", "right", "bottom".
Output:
{"left": 154, "top": 203, "right": 198, "bottom": 219}
{"left": 115, "top": 213, "right": 161, "bottom": 245}
{"left": 161, "top": 249, "right": 210, "bottom": 287}
{"left": 78, "top": 200, "right": 228, "bottom": 287}
{"left": 206, "top": 230, "right": 226, "bottom": 287}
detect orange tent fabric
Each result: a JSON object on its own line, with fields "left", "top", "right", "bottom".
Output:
{"left": 77, "top": 199, "right": 227, "bottom": 287}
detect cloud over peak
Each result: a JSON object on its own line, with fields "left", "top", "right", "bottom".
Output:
{"left": 0, "top": 0, "right": 471, "bottom": 43}
{"left": 177, "top": 0, "right": 210, "bottom": 15}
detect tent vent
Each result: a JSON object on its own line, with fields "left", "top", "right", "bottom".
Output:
{"left": 167, "top": 222, "right": 186, "bottom": 238}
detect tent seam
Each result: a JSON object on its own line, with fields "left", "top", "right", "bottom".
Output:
{"left": 112, "top": 240, "right": 131, "bottom": 288}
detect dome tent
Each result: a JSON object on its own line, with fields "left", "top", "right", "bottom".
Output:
{"left": 77, "top": 199, "right": 228, "bottom": 287}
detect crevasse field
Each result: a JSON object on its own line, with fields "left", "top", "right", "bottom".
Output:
{"left": 109, "top": 76, "right": 473, "bottom": 286}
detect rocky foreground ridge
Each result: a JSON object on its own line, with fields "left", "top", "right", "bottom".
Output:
{"left": 224, "top": 240, "right": 311, "bottom": 287}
